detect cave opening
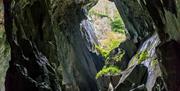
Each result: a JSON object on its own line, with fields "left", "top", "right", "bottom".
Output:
{"left": 0, "top": 0, "right": 180, "bottom": 91}
{"left": 85, "top": 0, "right": 128, "bottom": 79}
{"left": 88, "top": 0, "right": 126, "bottom": 59}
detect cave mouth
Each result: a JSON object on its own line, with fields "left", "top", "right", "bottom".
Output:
{"left": 88, "top": 0, "right": 126, "bottom": 58}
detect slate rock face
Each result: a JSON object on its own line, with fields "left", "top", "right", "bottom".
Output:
{"left": 108, "top": 39, "right": 137, "bottom": 70}
{"left": 100, "top": 0, "right": 180, "bottom": 90}
{"left": 4, "top": 0, "right": 61, "bottom": 91}
{"left": 115, "top": 65, "right": 148, "bottom": 91}
{"left": 3, "top": 0, "right": 102, "bottom": 91}
{"left": 107, "top": 34, "right": 165, "bottom": 91}
{"left": 140, "top": 0, "right": 180, "bottom": 90}
{"left": 5, "top": 39, "right": 61, "bottom": 91}
{"left": 157, "top": 40, "right": 180, "bottom": 91}
{"left": 106, "top": 0, "right": 156, "bottom": 73}
{"left": 114, "top": 0, "right": 155, "bottom": 43}
{"left": 103, "top": 0, "right": 180, "bottom": 91}
{"left": 2, "top": 0, "right": 180, "bottom": 91}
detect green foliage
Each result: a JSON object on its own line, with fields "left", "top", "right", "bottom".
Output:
{"left": 90, "top": 10, "right": 125, "bottom": 34}
{"left": 95, "top": 46, "right": 125, "bottom": 79}
{"left": 90, "top": 5, "right": 126, "bottom": 79}
{"left": 151, "top": 59, "right": 159, "bottom": 66}
{"left": 95, "top": 40, "right": 120, "bottom": 59}
{"left": 95, "top": 45, "right": 109, "bottom": 58}
{"left": 128, "top": 50, "right": 149, "bottom": 67}
{"left": 89, "top": 10, "right": 109, "bottom": 18}
{"left": 138, "top": 50, "right": 148, "bottom": 64}
{"left": 95, "top": 41, "right": 125, "bottom": 79}
{"left": 108, "top": 40, "right": 121, "bottom": 53}
{"left": 111, "top": 16, "right": 125, "bottom": 34}
{"left": 96, "top": 66, "right": 121, "bottom": 79}
{"left": 111, "top": 49, "right": 125, "bottom": 62}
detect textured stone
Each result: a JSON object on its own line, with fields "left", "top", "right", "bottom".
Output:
{"left": 114, "top": 0, "right": 155, "bottom": 43}
{"left": 2, "top": 0, "right": 180, "bottom": 91}
{"left": 3, "top": 0, "right": 102, "bottom": 91}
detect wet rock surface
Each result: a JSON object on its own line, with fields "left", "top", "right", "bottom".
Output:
{"left": 1, "top": 0, "right": 180, "bottom": 91}
{"left": 3, "top": 0, "right": 102, "bottom": 91}
{"left": 105, "top": 0, "right": 180, "bottom": 91}
{"left": 108, "top": 39, "right": 137, "bottom": 70}
{"left": 157, "top": 40, "right": 180, "bottom": 91}
{"left": 103, "top": 34, "right": 166, "bottom": 91}
{"left": 115, "top": 64, "right": 148, "bottom": 91}
{"left": 114, "top": 0, "right": 155, "bottom": 43}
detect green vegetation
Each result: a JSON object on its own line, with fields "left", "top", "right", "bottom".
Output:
{"left": 96, "top": 66, "right": 121, "bottom": 79}
{"left": 89, "top": 10, "right": 109, "bottom": 18}
{"left": 151, "top": 59, "right": 159, "bottom": 66}
{"left": 96, "top": 45, "right": 109, "bottom": 58}
{"left": 90, "top": 6, "right": 125, "bottom": 59}
{"left": 111, "top": 49, "right": 125, "bottom": 62}
{"left": 96, "top": 46, "right": 125, "bottom": 79}
{"left": 95, "top": 39, "right": 121, "bottom": 59}
{"left": 89, "top": 10, "right": 125, "bottom": 34}
{"left": 111, "top": 16, "right": 125, "bottom": 34}
{"left": 138, "top": 50, "right": 148, "bottom": 64}
{"left": 128, "top": 50, "right": 149, "bottom": 67}
{"left": 107, "top": 39, "right": 121, "bottom": 53}
{"left": 95, "top": 41, "right": 125, "bottom": 79}
{"left": 90, "top": 3, "right": 126, "bottom": 79}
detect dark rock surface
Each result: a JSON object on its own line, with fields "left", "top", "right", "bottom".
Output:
{"left": 115, "top": 65, "right": 148, "bottom": 91}
{"left": 157, "top": 40, "right": 180, "bottom": 91}
{"left": 3, "top": 0, "right": 102, "bottom": 91}
{"left": 108, "top": 39, "right": 137, "bottom": 70}
{"left": 109, "top": 0, "right": 180, "bottom": 91}
{"left": 114, "top": 0, "right": 155, "bottom": 43}
{"left": 1, "top": 0, "right": 180, "bottom": 91}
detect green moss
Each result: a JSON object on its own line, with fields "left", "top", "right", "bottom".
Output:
{"left": 138, "top": 50, "right": 148, "bottom": 64}
{"left": 108, "top": 40, "right": 121, "bottom": 52}
{"left": 95, "top": 39, "right": 121, "bottom": 59}
{"left": 111, "top": 16, "right": 125, "bottom": 34}
{"left": 96, "top": 66, "right": 121, "bottom": 79}
{"left": 111, "top": 49, "right": 125, "bottom": 62}
{"left": 95, "top": 45, "right": 109, "bottom": 58}
{"left": 151, "top": 59, "right": 158, "bottom": 66}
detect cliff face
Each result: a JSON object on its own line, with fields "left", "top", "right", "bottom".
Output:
{"left": 111, "top": 0, "right": 180, "bottom": 91}
{"left": 137, "top": 0, "right": 180, "bottom": 90}
{"left": 2, "top": 0, "right": 180, "bottom": 91}
{"left": 114, "top": 0, "right": 155, "bottom": 43}
{"left": 3, "top": 0, "right": 103, "bottom": 91}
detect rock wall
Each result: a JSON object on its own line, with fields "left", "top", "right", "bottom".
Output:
{"left": 112, "top": 0, "right": 180, "bottom": 91}
{"left": 114, "top": 0, "right": 155, "bottom": 44}
{"left": 2, "top": 0, "right": 180, "bottom": 91}
{"left": 138, "top": 0, "right": 180, "bottom": 90}
{"left": 3, "top": 0, "right": 102, "bottom": 91}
